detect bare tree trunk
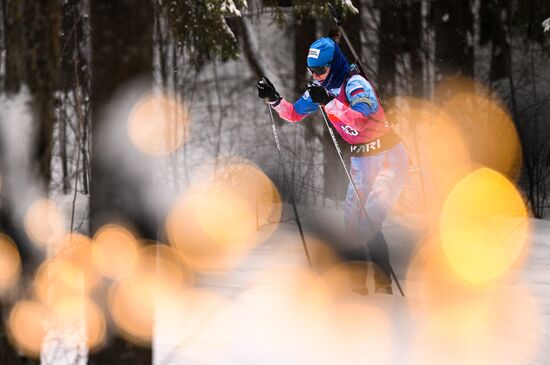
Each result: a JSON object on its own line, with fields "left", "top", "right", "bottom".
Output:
{"left": 1, "top": 3, "right": 58, "bottom": 363}
{"left": 479, "top": 0, "right": 511, "bottom": 84}
{"left": 155, "top": 0, "right": 169, "bottom": 91}
{"left": 4, "top": 0, "right": 61, "bottom": 185}
{"left": 154, "top": 0, "right": 182, "bottom": 192}
{"left": 506, "top": 40, "right": 530, "bottom": 209}
{"left": 433, "top": 0, "right": 474, "bottom": 81}
{"left": 30, "top": 2, "right": 61, "bottom": 185}
{"left": 0, "top": 0, "right": 6, "bottom": 92}
{"left": 293, "top": 14, "right": 316, "bottom": 99}
{"left": 377, "top": 0, "right": 400, "bottom": 98}
{"left": 528, "top": 24, "right": 545, "bottom": 218}
{"left": 3, "top": 0, "right": 61, "bottom": 265}
{"left": 89, "top": 0, "right": 156, "bottom": 233}
{"left": 3, "top": 0, "right": 23, "bottom": 93}
{"left": 408, "top": 0, "right": 424, "bottom": 97}
{"left": 89, "top": 1, "right": 154, "bottom": 361}
{"left": 76, "top": 23, "right": 91, "bottom": 196}
{"left": 88, "top": 0, "right": 163, "bottom": 346}
{"left": 60, "top": 0, "right": 91, "bottom": 195}
{"left": 238, "top": 16, "right": 268, "bottom": 80}
{"left": 170, "top": 40, "right": 182, "bottom": 192}
{"left": 341, "top": 0, "right": 362, "bottom": 62}
{"left": 60, "top": 100, "right": 70, "bottom": 193}
{"left": 294, "top": 12, "right": 317, "bottom": 143}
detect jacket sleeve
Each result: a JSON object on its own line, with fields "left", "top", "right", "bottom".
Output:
{"left": 272, "top": 90, "right": 318, "bottom": 123}
{"left": 345, "top": 75, "right": 379, "bottom": 116}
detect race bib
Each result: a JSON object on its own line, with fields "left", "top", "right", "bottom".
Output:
{"left": 341, "top": 125, "right": 359, "bottom": 136}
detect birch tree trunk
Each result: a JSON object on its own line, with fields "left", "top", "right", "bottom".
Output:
{"left": 89, "top": 1, "right": 154, "bottom": 363}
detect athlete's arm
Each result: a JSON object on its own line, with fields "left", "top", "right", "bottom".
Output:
{"left": 272, "top": 91, "right": 318, "bottom": 123}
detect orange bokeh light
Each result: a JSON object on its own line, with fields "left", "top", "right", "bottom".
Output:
{"left": 34, "top": 234, "right": 102, "bottom": 305}
{"left": 0, "top": 234, "right": 21, "bottom": 293}
{"left": 440, "top": 168, "right": 529, "bottom": 284}
{"left": 109, "top": 244, "right": 193, "bottom": 346}
{"left": 24, "top": 198, "right": 65, "bottom": 247}
{"left": 128, "top": 93, "right": 189, "bottom": 155}
{"left": 166, "top": 158, "right": 282, "bottom": 272}
{"left": 34, "top": 258, "right": 83, "bottom": 306}
{"left": 190, "top": 158, "right": 283, "bottom": 236}
{"left": 409, "top": 243, "right": 544, "bottom": 365}
{"left": 92, "top": 224, "right": 140, "bottom": 279}
{"left": 407, "top": 238, "right": 496, "bottom": 337}
{"left": 8, "top": 300, "right": 49, "bottom": 358}
{"left": 386, "top": 97, "right": 472, "bottom": 219}
{"left": 109, "top": 270, "right": 156, "bottom": 346}
{"left": 138, "top": 244, "right": 194, "bottom": 291}
{"left": 436, "top": 77, "right": 522, "bottom": 180}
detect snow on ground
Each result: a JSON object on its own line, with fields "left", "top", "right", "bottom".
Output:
{"left": 153, "top": 207, "right": 550, "bottom": 365}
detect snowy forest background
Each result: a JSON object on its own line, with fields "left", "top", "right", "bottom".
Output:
{"left": 0, "top": 0, "right": 549, "bottom": 363}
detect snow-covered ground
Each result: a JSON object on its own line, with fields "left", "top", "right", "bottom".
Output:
{"left": 153, "top": 207, "right": 550, "bottom": 365}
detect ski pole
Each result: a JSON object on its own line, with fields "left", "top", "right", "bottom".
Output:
{"left": 318, "top": 106, "right": 405, "bottom": 296}
{"left": 267, "top": 105, "right": 312, "bottom": 269}
{"left": 327, "top": 2, "right": 376, "bottom": 78}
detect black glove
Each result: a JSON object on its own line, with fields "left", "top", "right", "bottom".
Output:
{"left": 307, "top": 83, "right": 334, "bottom": 105}
{"left": 257, "top": 77, "right": 281, "bottom": 105}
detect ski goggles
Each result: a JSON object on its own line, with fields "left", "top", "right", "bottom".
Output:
{"left": 308, "top": 64, "right": 330, "bottom": 76}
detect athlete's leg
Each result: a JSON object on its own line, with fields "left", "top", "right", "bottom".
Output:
{"left": 365, "top": 143, "right": 410, "bottom": 286}
{"left": 342, "top": 157, "right": 376, "bottom": 292}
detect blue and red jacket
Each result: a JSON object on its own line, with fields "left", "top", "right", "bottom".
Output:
{"left": 272, "top": 71, "right": 394, "bottom": 146}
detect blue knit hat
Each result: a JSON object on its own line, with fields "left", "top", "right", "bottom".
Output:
{"left": 307, "top": 37, "right": 349, "bottom": 90}
{"left": 307, "top": 37, "right": 335, "bottom": 67}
